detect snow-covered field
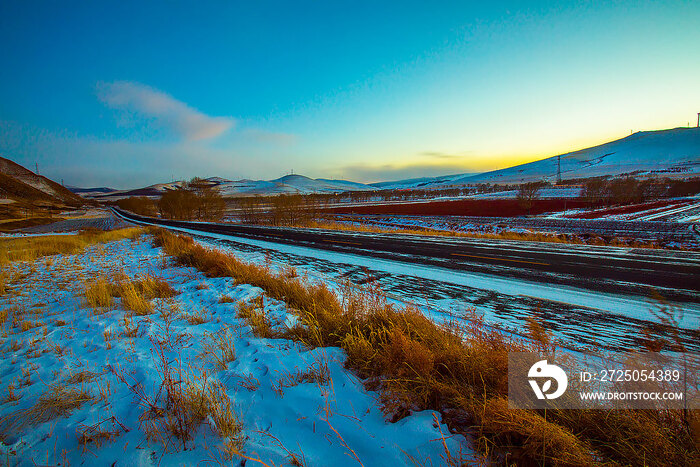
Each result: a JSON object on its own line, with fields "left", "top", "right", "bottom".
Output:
{"left": 0, "top": 235, "right": 468, "bottom": 465}
{"left": 465, "top": 187, "right": 582, "bottom": 199}
{"left": 556, "top": 199, "right": 700, "bottom": 222}
{"left": 324, "top": 213, "right": 700, "bottom": 248}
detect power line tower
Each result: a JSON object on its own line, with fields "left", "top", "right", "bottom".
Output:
{"left": 556, "top": 155, "right": 562, "bottom": 185}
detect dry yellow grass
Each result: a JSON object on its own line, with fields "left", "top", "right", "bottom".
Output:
{"left": 119, "top": 281, "right": 154, "bottom": 316}
{"left": 236, "top": 300, "right": 274, "bottom": 338}
{"left": 151, "top": 227, "right": 698, "bottom": 466}
{"left": 0, "top": 385, "right": 93, "bottom": 437}
{"left": 135, "top": 274, "right": 178, "bottom": 299}
{"left": 183, "top": 308, "right": 210, "bottom": 325}
{"left": 84, "top": 276, "right": 113, "bottom": 309}
{"left": 67, "top": 371, "right": 99, "bottom": 385}
{"left": 272, "top": 356, "right": 330, "bottom": 396}
{"left": 121, "top": 314, "right": 138, "bottom": 337}
{"left": 0, "top": 227, "right": 143, "bottom": 263}
{"left": 0, "top": 267, "right": 7, "bottom": 296}
{"left": 101, "top": 274, "right": 177, "bottom": 316}
{"left": 201, "top": 329, "right": 237, "bottom": 369}
{"left": 4, "top": 385, "right": 19, "bottom": 403}
{"left": 181, "top": 376, "right": 244, "bottom": 459}
{"left": 113, "top": 332, "right": 243, "bottom": 456}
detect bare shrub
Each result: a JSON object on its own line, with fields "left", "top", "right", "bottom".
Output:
{"left": 111, "top": 337, "right": 244, "bottom": 455}
{"left": 516, "top": 181, "right": 545, "bottom": 213}
{"left": 77, "top": 416, "right": 129, "bottom": 451}
{"left": 158, "top": 178, "right": 225, "bottom": 221}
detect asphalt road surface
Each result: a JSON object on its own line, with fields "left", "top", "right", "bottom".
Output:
{"left": 113, "top": 208, "right": 700, "bottom": 304}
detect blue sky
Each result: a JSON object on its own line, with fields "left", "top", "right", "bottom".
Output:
{"left": 0, "top": 1, "right": 698, "bottom": 188}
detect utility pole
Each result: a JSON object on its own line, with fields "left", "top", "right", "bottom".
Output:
{"left": 697, "top": 113, "right": 699, "bottom": 128}
{"left": 35, "top": 162, "right": 39, "bottom": 174}
{"left": 557, "top": 155, "right": 562, "bottom": 185}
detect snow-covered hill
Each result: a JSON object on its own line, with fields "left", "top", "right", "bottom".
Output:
{"left": 370, "top": 173, "right": 475, "bottom": 190}
{"left": 86, "top": 174, "right": 373, "bottom": 199}
{"left": 66, "top": 186, "right": 117, "bottom": 196}
{"left": 214, "top": 174, "right": 373, "bottom": 196}
{"left": 454, "top": 127, "right": 700, "bottom": 185}
{"left": 0, "top": 156, "right": 86, "bottom": 206}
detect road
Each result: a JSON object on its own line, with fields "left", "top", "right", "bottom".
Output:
{"left": 113, "top": 208, "right": 700, "bottom": 304}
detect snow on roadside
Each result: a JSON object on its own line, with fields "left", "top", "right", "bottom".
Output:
{"left": 0, "top": 235, "right": 469, "bottom": 466}
{"left": 0, "top": 231, "right": 80, "bottom": 238}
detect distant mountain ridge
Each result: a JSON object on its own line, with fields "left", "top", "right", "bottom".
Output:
{"left": 0, "top": 156, "right": 86, "bottom": 207}
{"left": 81, "top": 174, "right": 375, "bottom": 200}
{"left": 67, "top": 186, "right": 117, "bottom": 194}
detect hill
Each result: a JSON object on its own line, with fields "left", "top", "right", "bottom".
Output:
{"left": 454, "top": 127, "right": 700, "bottom": 185}
{"left": 0, "top": 156, "right": 86, "bottom": 207}
{"left": 85, "top": 174, "right": 374, "bottom": 200}
{"left": 370, "top": 173, "right": 476, "bottom": 190}
{"left": 67, "top": 185, "right": 117, "bottom": 195}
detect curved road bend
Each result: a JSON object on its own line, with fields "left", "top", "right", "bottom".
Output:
{"left": 113, "top": 208, "right": 700, "bottom": 304}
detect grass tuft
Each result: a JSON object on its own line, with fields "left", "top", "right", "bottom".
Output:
{"left": 201, "top": 329, "right": 236, "bottom": 369}
{"left": 237, "top": 300, "right": 274, "bottom": 338}
{"left": 84, "top": 276, "right": 113, "bottom": 310}
{"left": 0, "top": 385, "right": 93, "bottom": 437}
{"left": 119, "top": 281, "right": 154, "bottom": 316}
{"left": 183, "top": 308, "right": 210, "bottom": 325}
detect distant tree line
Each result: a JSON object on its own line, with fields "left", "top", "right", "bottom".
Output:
{"left": 582, "top": 177, "right": 700, "bottom": 206}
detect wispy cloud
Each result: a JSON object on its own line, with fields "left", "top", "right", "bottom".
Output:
{"left": 96, "top": 81, "right": 234, "bottom": 141}
{"left": 418, "top": 151, "right": 460, "bottom": 160}
{"left": 0, "top": 120, "right": 289, "bottom": 189}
